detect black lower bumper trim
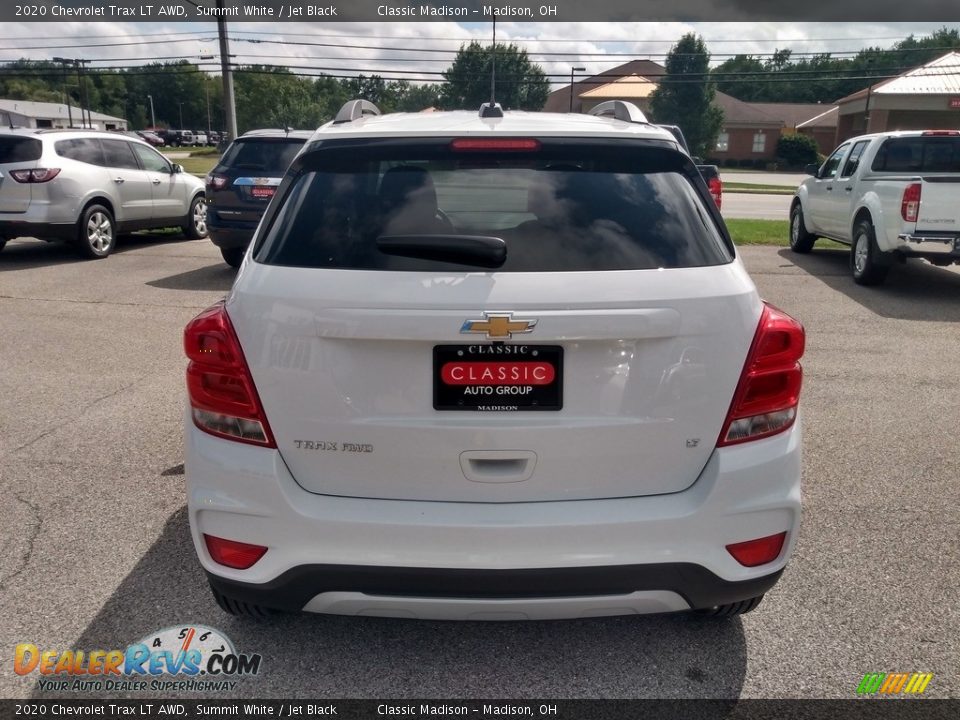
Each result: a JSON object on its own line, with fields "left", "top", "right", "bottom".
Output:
{"left": 206, "top": 563, "right": 784, "bottom": 613}
{"left": 0, "top": 221, "right": 75, "bottom": 241}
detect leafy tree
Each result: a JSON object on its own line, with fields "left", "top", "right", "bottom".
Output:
{"left": 713, "top": 54, "right": 766, "bottom": 101}
{"left": 649, "top": 33, "right": 724, "bottom": 158}
{"left": 440, "top": 41, "right": 548, "bottom": 111}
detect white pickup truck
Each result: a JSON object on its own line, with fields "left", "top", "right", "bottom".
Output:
{"left": 789, "top": 130, "right": 960, "bottom": 285}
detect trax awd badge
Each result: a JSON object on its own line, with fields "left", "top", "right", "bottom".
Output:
{"left": 460, "top": 313, "right": 538, "bottom": 340}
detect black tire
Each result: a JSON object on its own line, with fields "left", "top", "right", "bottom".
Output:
{"left": 182, "top": 195, "right": 208, "bottom": 239}
{"left": 0, "top": 238, "right": 6, "bottom": 253}
{"left": 210, "top": 584, "right": 274, "bottom": 619}
{"left": 693, "top": 594, "right": 765, "bottom": 618}
{"left": 76, "top": 204, "right": 116, "bottom": 259}
{"left": 789, "top": 203, "right": 816, "bottom": 253}
{"left": 851, "top": 218, "right": 891, "bottom": 286}
{"left": 220, "top": 246, "right": 245, "bottom": 268}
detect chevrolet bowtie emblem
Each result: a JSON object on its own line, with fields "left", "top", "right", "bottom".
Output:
{"left": 460, "top": 313, "right": 538, "bottom": 340}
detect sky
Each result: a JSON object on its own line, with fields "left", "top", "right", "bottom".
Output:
{"left": 1, "top": 21, "right": 957, "bottom": 88}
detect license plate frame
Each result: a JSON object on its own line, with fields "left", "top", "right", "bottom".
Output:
{"left": 433, "top": 344, "right": 563, "bottom": 411}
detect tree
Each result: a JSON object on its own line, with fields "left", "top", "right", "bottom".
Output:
{"left": 649, "top": 33, "right": 724, "bottom": 158}
{"left": 440, "top": 41, "right": 548, "bottom": 111}
{"left": 776, "top": 134, "right": 819, "bottom": 168}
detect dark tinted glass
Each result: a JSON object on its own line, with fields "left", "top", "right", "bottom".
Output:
{"left": 131, "top": 143, "right": 170, "bottom": 173}
{"left": 872, "top": 137, "right": 960, "bottom": 172}
{"left": 257, "top": 142, "right": 730, "bottom": 272}
{"left": 222, "top": 138, "right": 306, "bottom": 174}
{"left": 55, "top": 138, "right": 105, "bottom": 166}
{"left": 101, "top": 139, "right": 140, "bottom": 170}
{"left": 0, "top": 136, "right": 42, "bottom": 163}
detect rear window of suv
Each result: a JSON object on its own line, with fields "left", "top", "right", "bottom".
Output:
{"left": 0, "top": 136, "right": 42, "bottom": 163}
{"left": 256, "top": 139, "right": 731, "bottom": 272}
{"left": 221, "top": 138, "right": 306, "bottom": 174}
{"left": 872, "top": 136, "right": 960, "bottom": 173}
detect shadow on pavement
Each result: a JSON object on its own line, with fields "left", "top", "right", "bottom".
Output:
{"left": 33, "top": 507, "right": 749, "bottom": 700}
{"left": 146, "top": 264, "right": 236, "bottom": 292}
{"left": 781, "top": 247, "right": 960, "bottom": 322}
{"left": 0, "top": 233, "right": 197, "bottom": 270}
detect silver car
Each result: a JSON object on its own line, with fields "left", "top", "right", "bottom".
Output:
{"left": 0, "top": 129, "right": 207, "bottom": 258}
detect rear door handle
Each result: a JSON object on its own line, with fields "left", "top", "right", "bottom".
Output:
{"left": 845, "top": 186, "right": 853, "bottom": 192}
{"left": 825, "top": 186, "right": 833, "bottom": 192}
{"left": 113, "top": 177, "right": 125, "bottom": 184}
{"left": 152, "top": 178, "right": 161, "bottom": 185}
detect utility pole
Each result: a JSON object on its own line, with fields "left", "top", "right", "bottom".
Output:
{"left": 217, "top": 0, "right": 238, "bottom": 141}
{"left": 147, "top": 94, "right": 155, "bottom": 128}
{"left": 52, "top": 57, "right": 74, "bottom": 127}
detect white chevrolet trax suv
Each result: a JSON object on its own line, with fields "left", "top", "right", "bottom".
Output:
{"left": 184, "top": 100, "right": 804, "bottom": 620}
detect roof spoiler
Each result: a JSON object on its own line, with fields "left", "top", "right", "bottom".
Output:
{"left": 587, "top": 100, "right": 648, "bottom": 124}
{"left": 333, "top": 99, "right": 381, "bottom": 124}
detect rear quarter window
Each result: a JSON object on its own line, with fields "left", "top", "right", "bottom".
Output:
{"left": 256, "top": 140, "right": 731, "bottom": 273}
{"left": 871, "top": 137, "right": 960, "bottom": 173}
{"left": 0, "top": 136, "right": 42, "bottom": 163}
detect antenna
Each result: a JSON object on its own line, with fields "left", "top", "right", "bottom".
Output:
{"left": 490, "top": 17, "right": 496, "bottom": 106}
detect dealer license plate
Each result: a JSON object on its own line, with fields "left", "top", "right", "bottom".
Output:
{"left": 433, "top": 344, "right": 563, "bottom": 411}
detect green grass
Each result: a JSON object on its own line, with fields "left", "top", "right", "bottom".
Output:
{"left": 725, "top": 182, "right": 797, "bottom": 195}
{"left": 173, "top": 156, "right": 218, "bottom": 177}
{"left": 725, "top": 218, "right": 847, "bottom": 249}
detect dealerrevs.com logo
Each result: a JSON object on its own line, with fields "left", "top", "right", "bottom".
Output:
{"left": 857, "top": 672, "right": 934, "bottom": 696}
{"left": 15, "top": 625, "right": 262, "bottom": 693}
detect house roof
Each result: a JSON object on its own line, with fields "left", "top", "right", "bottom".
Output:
{"left": 579, "top": 74, "right": 658, "bottom": 99}
{"left": 544, "top": 59, "right": 666, "bottom": 112}
{"left": 747, "top": 102, "right": 838, "bottom": 128}
{"left": 0, "top": 99, "right": 126, "bottom": 123}
{"left": 836, "top": 51, "right": 960, "bottom": 104}
{"left": 795, "top": 105, "right": 839, "bottom": 129}
{"left": 712, "top": 92, "right": 783, "bottom": 126}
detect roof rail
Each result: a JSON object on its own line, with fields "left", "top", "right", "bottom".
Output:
{"left": 587, "top": 100, "right": 648, "bottom": 124}
{"left": 479, "top": 102, "right": 504, "bottom": 119}
{"left": 333, "top": 99, "right": 381, "bottom": 124}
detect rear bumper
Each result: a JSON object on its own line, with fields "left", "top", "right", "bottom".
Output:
{"left": 186, "top": 414, "right": 802, "bottom": 619}
{"left": 0, "top": 219, "right": 75, "bottom": 241}
{"left": 897, "top": 232, "right": 960, "bottom": 257}
{"left": 207, "top": 563, "right": 783, "bottom": 616}
{"left": 207, "top": 219, "right": 256, "bottom": 249}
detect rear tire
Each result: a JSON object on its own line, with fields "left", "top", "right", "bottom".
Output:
{"left": 76, "top": 204, "right": 116, "bottom": 259}
{"left": 851, "top": 218, "right": 891, "bottom": 286}
{"left": 182, "top": 195, "right": 208, "bottom": 239}
{"left": 0, "top": 238, "right": 6, "bottom": 253}
{"left": 210, "top": 583, "right": 274, "bottom": 619}
{"left": 694, "top": 594, "right": 765, "bottom": 618}
{"left": 220, "top": 247, "right": 245, "bottom": 268}
{"left": 789, "top": 203, "right": 816, "bottom": 253}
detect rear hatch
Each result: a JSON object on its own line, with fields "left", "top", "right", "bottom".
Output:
{"left": 0, "top": 134, "right": 42, "bottom": 213}
{"left": 208, "top": 137, "right": 307, "bottom": 225}
{"left": 229, "top": 137, "right": 761, "bottom": 503}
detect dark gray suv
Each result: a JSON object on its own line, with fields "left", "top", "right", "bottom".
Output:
{"left": 205, "top": 129, "right": 312, "bottom": 267}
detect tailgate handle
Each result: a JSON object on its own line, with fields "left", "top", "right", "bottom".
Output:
{"left": 460, "top": 450, "right": 537, "bottom": 484}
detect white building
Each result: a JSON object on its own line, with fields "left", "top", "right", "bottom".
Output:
{"left": 0, "top": 99, "right": 128, "bottom": 131}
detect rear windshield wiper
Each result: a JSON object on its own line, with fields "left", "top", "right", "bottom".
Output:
{"left": 376, "top": 235, "right": 507, "bottom": 268}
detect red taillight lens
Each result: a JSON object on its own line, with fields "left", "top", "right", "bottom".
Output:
{"left": 718, "top": 303, "right": 805, "bottom": 446}
{"left": 184, "top": 302, "right": 275, "bottom": 447}
{"left": 450, "top": 138, "right": 541, "bottom": 152}
{"left": 726, "top": 532, "right": 787, "bottom": 567}
{"left": 204, "top": 534, "right": 267, "bottom": 569}
{"left": 9, "top": 168, "right": 61, "bottom": 183}
{"left": 921, "top": 130, "right": 960, "bottom": 136}
{"left": 901, "top": 182, "right": 921, "bottom": 222}
{"left": 206, "top": 174, "right": 228, "bottom": 190}
{"left": 708, "top": 176, "right": 722, "bottom": 210}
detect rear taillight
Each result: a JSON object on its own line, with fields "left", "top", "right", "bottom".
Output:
{"left": 9, "top": 168, "right": 61, "bottom": 183}
{"left": 204, "top": 534, "right": 267, "bottom": 569}
{"left": 206, "top": 174, "right": 228, "bottom": 190}
{"left": 921, "top": 130, "right": 960, "bottom": 136}
{"left": 726, "top": 532, "right": 787, "bottom": 567}
{"left": 718, "top": 303, "right": 805, "bottom": 446}
{"left": 184, "top": 302, "right": 275, "bottom": 447}
{"left": 901, "top": 182, "right": 921, "bottom": 223}
{"left": 708, "top": 176, "right": 722, "bottom": 210}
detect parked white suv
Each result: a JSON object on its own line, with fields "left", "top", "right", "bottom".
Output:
{"left": 184, "top": 100, "right": 805, "bottom": 620}
{"left": 0, "top": 129, "right": 207, "bottom": 258}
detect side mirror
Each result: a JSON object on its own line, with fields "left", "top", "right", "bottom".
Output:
{"left": 804, "top": 163, "right": 819, "bottom": 177}
{"left": 172, "top": 164, "right": 183, "bottom": 174}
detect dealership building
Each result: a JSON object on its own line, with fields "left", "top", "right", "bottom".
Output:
{"left": 0, "top": 99, "right": 128, "bottom": 131}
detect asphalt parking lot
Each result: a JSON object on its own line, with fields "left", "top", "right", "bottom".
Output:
{"left": 1, "top": 235, "right": 958, "bottom": 700}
